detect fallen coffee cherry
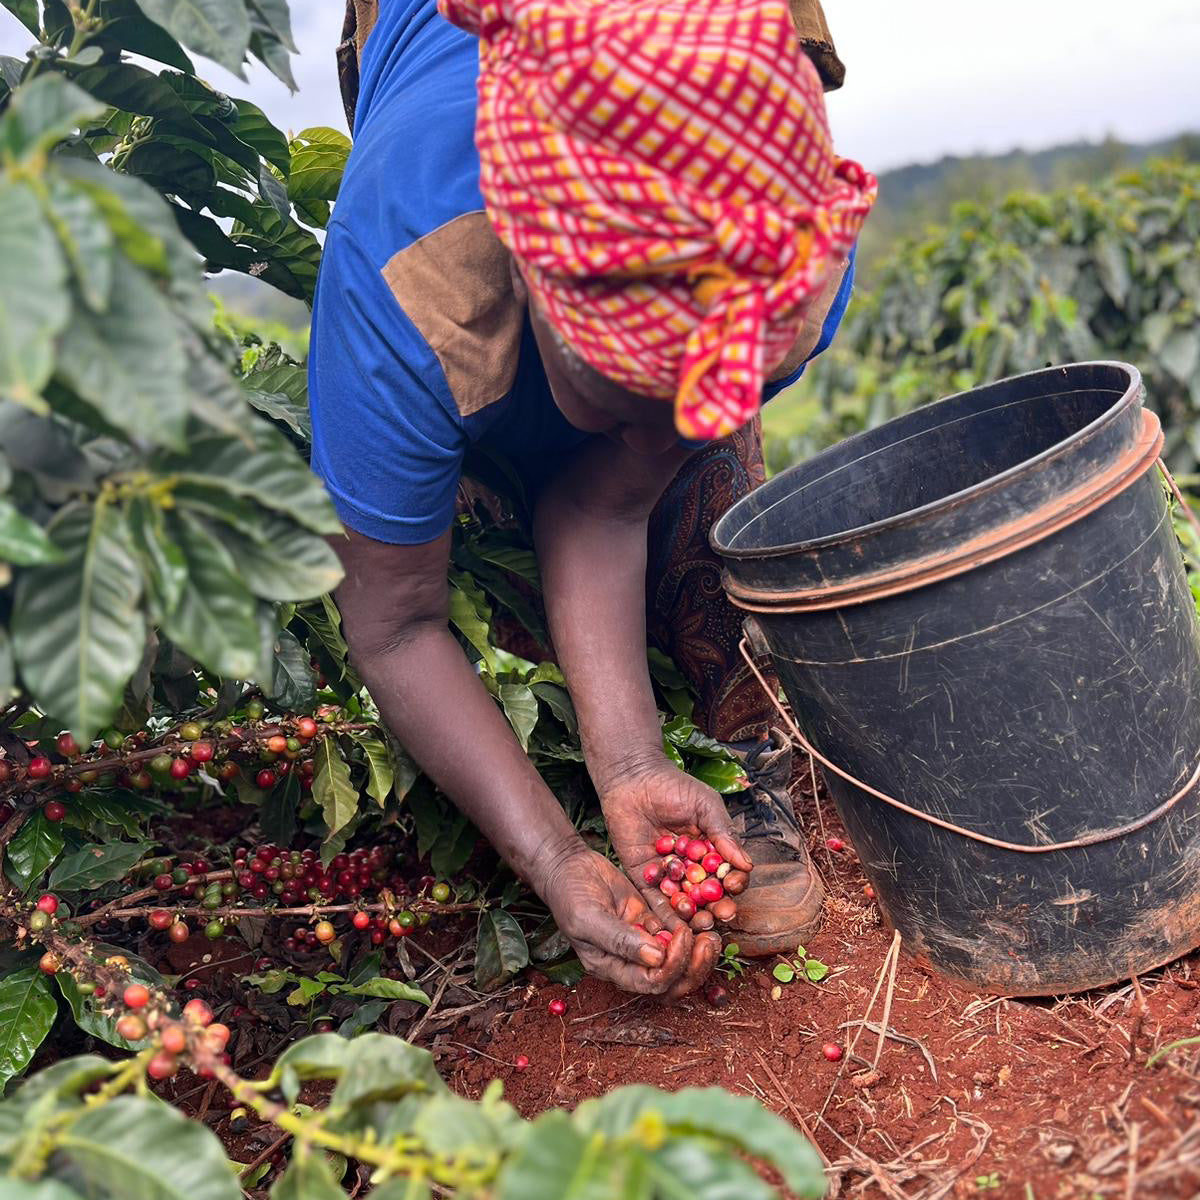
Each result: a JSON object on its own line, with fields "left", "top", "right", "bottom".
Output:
{"left": 685, "top": 839, "right": 707, "bottom": 863}
{"left": 825, "top": 837, "right": 845, "bottom": 852}
{"left": 705, "top": 983, "right": 730, "bottom": 1008}
{"left": 863, "top": 883, "right": 876, "bottom": 901}
{"left": 514, "top": 1054, "right": 530, "bottom": 1070}
{"left": 709, "top": 896, "right": 737, "bottom": 923}
{"left": 701, "top": 851, "right": 723, "bottom": 873}
{"left": 685, "top": 862, "right": 707, "bottom": 885}
{"left": 666, "top": 858, "right": 686, "bottom": 883}
{"left": 822, "top": 1043, "right": 844, "bottom": 1062}
{"left": 643, "top": 862, "right": 665, "bottom": 886}
{"left": 689, "top": 909, "right": 715, "bottom": 932}
{"left": 673, "top": 895, "right": 696, "bottom": 920}
{"left": 696, "top": 878, "right": 724, "bottom": 904}
{"left": 547, "top": 998, "right": 567, "bottom": 1016}
{"left": 659, "top": 877, "right": 680, "bottom": 899}
{"left": 655, "top": 834, "right": 676, "bottom": 856}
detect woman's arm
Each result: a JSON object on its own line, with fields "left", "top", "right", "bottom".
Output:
{"left": 331, "top": 525, "right": 695, "bottom": 993}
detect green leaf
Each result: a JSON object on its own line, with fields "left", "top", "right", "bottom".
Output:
{"left": 474, "top": 908, "right": 529, "bottom": 992}
{"left": 312, "top": 736, "right": 358, "bottom": 841}
{"left": 0, "top": 74, "right": 105, "bottom": 161}
{"left": 530, "top": 681, "right": 577, "bottom": 737}
{"left": 287, "top": 127, "right": 350, "bottom": 205}
{"left": 219, "top": 514, "right": 344, "bottom": 602}
{"left": 687, "top": 758, "right": 748, "bottom": 794}
{"left": 805, "top": 958, "right": 829, "bottom": 983}
{"left": 247, "top": 0, "right": 296, "bottom": 51}
{"left": 496, "top": 1111, "right": 608, "bottom": 1200}
{"left": 12, "top": 503, "right": 145, "bottom": 743}
{"left": 228, "top": 97, "right": 290, "bottom": 173}
{"left": 57, "top": 971, "right": 148, "bottom": 1051}
{"left": 0, "top": 180, "right": 69, "bottom": 412}
{"left": 430, "top": 813, "right": 476, "bottom": 879}
{"left": 132, "top": 0, "right": 251, "bottom": 78}
{"left": 274, "top": 1032, "right": 445, "bottom": 1110}
{"left": 4, "top": 813, "right": 64, "bottom": 892}
{"left": 266, "top": 628, "right": 317, "bottom": 711}
{"left": 0, "top": 0, "right": 38, "bottom": 34}
{"left": 55, "top": 252, "right": 188, "bottom": 450}
{"left": 0, "top": 969, "right": 57, "bottom": 1089}
{"left": 541, "top": 956, "right": 586, "bottom": 987}
{"left": 271, "top": 1153, "right": 344, "bottom": 1200}
{"left": 259, "top": 770, "right": 300, "bottom": 849}
{"left": 0, "top": 627, "right": 12, "bottom": 701}
{"left": 578, "top": 1086, "right": 826, "bottom": 1198}
{"left": 48, "top": 840, "right": 148, "bottom": 892}
{"left": 448, "top": 576, "right": 495, "bottom": 671}
{"left": 772, "top": 962, "right": 795, "bottom": 983}
{"left": 42, "top": 176, "right": 115, "bottom": 312}
{"left": 652, "top": 1138, "right": 780, "bottom": 1200}
{"left": 162, "top": 420, "right": 341, "bottom": 535}
{"left": 1161, "top": 329, "right": 1200, "bottom": 386}
{"left": 354, "top": 734, "right": 393, "bottom": 807}
{"left": 498, "top": 682, "right": 538, "bottom": 751}
{"left": 0, "top": 498, "right": 61, "bottom": 565}
{"left": 0, "top": 1181, "right": 84, "bottom": 1200}
{"left": 59, "top": 1094, "right": 241, "bottom": 1200}
{"left": 127, "top": 496, "right": 187, "bottom": 620}
{"left": 337, "top": 978, "right": 430, "bottom": 1004}
{"left": 159, "top": 510, "right": 262, "bottom": 680}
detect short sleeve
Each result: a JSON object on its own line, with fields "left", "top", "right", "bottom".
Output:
{"left": 308, "top": 223, "right": 467, "bottom": 545}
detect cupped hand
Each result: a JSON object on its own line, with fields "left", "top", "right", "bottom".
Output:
{"left": 538, "top": 843, "right": 719, "bottom": 998}
{"left": 601, "top": 761, "right": 752, "bottom": 925}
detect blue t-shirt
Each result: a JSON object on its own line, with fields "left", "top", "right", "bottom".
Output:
{"left": 309, "top": 0, "right": 857, "bottom": 545}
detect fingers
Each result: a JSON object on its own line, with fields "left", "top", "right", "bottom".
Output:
{"left": 693, "top": 797, "right": 753, "bottom": 873}
{"left": 665, "top": 930, "right": 722, "bottom": 1000}
{"left": 575, "top": 923, "right": 694, "bottom": 995}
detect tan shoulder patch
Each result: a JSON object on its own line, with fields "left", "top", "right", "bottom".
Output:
{"left": 381, "top": 212, "right": 525, "bottom": 418}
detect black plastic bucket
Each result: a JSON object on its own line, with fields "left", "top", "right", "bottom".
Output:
{"left": 712, "top": 362, "right": 1200, "bottom": 995}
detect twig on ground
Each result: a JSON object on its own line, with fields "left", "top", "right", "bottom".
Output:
{"left": 837, "top": 1020, "right": 938, "bottom": 1081}
{"left": 751, "top": 1048, "right": 830, "bottom": 1165}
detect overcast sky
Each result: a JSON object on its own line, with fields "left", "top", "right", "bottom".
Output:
{"left": 2, "top": 1, "right": 1197, "bottom": 171}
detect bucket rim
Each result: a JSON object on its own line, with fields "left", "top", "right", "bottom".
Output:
{"left": 712, "top": 360, "right": 1143, "bottom": 562}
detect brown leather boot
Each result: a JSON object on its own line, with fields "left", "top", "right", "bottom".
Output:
{"left": 724, "top": 728, "right": 824, "bottom": 957}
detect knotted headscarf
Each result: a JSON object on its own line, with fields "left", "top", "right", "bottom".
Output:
{"left": 440, "top": 0, "right": 877, "bottom": 440}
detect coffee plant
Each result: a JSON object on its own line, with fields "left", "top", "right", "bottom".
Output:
{"left": 0, "top": 3, "right": 819, "bottom": 1196}
{"left": 766, "top": 159, "right": 1200, "bottom": 472}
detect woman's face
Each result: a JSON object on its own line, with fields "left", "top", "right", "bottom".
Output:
{"left": 525, "top": 287, "right": 681, "bottom": 456}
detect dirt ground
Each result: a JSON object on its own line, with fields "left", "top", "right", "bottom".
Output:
{"left": 134, "top": 776, "right": 1200, "bottom": 1199}
{"left": 443, "top": 776, "right": 1200, "bottom": 1200}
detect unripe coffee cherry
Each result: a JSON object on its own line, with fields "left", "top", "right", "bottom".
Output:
{"left": 314, "top": 921, "right": 336, "bottom": 944}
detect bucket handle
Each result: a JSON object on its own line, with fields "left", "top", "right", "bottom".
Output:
{"left": 736, "top": 458, "right": 1200, "bottom": 854}
{"left": 738, "top": 631, "right": 1200, "bottom": 855}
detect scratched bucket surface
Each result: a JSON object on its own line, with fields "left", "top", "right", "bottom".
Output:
{"left": 713, "top": 362, "right": 1200, "bottom": 995}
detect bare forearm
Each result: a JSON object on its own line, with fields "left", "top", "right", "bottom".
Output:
{"left": 535, "top": 440, "right": 692, "bottom": 794}
{"left": 350, "top": 628, "right": 580, "bottom": 885}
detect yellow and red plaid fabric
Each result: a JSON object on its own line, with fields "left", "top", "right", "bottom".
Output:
{"left": 440, "top": 0, "right": 877, "bottom": 441}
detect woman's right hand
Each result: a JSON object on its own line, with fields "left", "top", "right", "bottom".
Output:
{"left": 537, "top": 843, "right": 720, "bottom": 997}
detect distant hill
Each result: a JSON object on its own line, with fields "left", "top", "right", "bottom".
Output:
{"left": 857, "top": 130, "right": 1200, "bottom": 280}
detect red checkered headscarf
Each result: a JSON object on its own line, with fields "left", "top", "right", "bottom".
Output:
{"left": 440, "top": 0, "right": 877, "bottom": 441}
